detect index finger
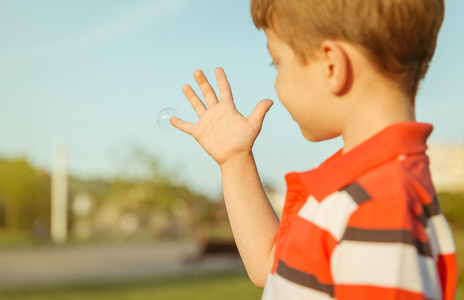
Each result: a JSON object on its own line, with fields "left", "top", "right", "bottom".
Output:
{"left": 215, "top": 67, "right": 233, "bottom": 102}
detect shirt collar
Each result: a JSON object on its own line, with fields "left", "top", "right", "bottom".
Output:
{"left": 289, "top": 122, "right": 433, "bottom": 200}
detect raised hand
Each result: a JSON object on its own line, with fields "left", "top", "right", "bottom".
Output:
{"left": 171, "top": 67, "right": 273, "bottom": 166}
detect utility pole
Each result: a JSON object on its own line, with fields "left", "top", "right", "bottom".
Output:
{"left": 51, "top": 144, "right": 68, "bottom": 243}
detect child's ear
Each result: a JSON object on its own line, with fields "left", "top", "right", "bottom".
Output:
{"left": 320, "top": 40, "right": 349, "bottom": 95}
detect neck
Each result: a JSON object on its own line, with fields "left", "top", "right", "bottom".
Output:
{"left": 341, "top": 89, "right": 415, "bottom": 154}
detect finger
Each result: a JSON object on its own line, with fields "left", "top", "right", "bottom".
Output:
{"left": 182, "top": 84, "right": 206, "bottom": 117}
{"left": 248, "top": 99, "right": 274, "bottom": 132}
{"left": 215, "top": 67, "right": 233, "bottom": 102}
{"left": 170, "top": 116, "right": 194, "bottom": 135}
{"left": 193, "top": 69, "right": 219, "bottom": 107}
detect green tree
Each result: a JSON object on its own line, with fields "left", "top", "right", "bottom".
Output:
{"left": 0, "top": 157, "right": 51, "bottom": 232}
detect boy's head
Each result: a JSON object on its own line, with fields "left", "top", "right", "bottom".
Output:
{"left": 251, "top": 0, "right": 444, "bottom": 102}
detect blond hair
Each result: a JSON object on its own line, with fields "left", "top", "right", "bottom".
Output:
{"left": 251, "top": 0, "right": 445, "bottom": 102}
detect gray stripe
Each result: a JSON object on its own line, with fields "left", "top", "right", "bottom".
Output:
{"left": 342, "top": 182, "right": 371, "bottom": 205}
{"left": 416, "top": 211, "right": 428, "bottom": 227}
{"left": 417, "top": 195, "right": 442, "bottom": 227}
{"left": 424, "top": 196, "right": 441, "bottom": 218}
{"left": 342, "top": 227, "right": 432, "bottom": 257}
{"left": 277, "top": 260, "right": 334, "bottom": 297}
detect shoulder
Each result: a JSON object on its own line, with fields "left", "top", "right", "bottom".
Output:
{"left": 357, "top": 153, "right": 433, "bottom": 206}
{"left": 347, "top": 154, "right": 433, "bottom": 230}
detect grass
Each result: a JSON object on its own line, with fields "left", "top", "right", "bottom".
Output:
{"left": 451, "top": 226, "right": 464, "bottom": 284}
{"left": 0, "top": 273, "right": 262, "bottom": 300}
{"left": 0, "top": 230, "right": 34, "bottom": 247}
{"left": 452, "top": 225, "right": 464, "bottom": 291}
{"left": 449, "top": 223, "right": 464, "bottom": 300}
{"left": 458, "top": 287, "right": 464, "bottom": 300}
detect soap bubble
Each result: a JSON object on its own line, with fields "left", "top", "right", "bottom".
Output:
{"left": 157, "top": 108, "right": 180, "bottom": 131}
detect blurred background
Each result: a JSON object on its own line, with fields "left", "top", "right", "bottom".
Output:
{"left": 0, "top": 0, "right": 463, "bottom": 299}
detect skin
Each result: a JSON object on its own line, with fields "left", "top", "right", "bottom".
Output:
{"left": 170, "top": 29, "right": 415, "bottom": 287}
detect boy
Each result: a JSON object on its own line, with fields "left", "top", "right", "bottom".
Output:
{"left": 171, "top": 0, "right": 457, "bottom": 299}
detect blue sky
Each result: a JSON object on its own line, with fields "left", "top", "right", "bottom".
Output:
{"left": 1, "top": 0, "right": 463, "bottom": 198}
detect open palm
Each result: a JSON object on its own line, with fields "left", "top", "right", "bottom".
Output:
{"left": 171, "top": 68, "right": 273, "bottom": 166}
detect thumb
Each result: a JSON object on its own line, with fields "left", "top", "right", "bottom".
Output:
{"left": 248, "top": 99, "right": 274, "bottom": 131}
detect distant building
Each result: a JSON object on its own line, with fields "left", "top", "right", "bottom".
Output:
{"left": 428, "top": 143, "right": 464, "bottom": 193}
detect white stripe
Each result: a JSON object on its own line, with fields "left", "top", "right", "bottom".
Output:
{"left": 419, "top": 254, "right": 443, "bottom": 299}
{"left": 331, "top": 241, "right": 440, "bottom": 298}
{"left": 298, "top": 191, "right": 357, "bottom": 241}
{"left": 426, "top": 214, "right": 456, "bottom": 256}
{"left": 262, "top": 273, "right": 334, "bottom": 300}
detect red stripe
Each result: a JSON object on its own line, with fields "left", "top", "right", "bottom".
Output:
{"left": 437, "top": 253, "right": 458, "bottom": 300}
{"left": 279, "top": 218, "right": 336, "bottom": 284}
{"left": 272, "top": 173, "right": 309, "bottom": 274}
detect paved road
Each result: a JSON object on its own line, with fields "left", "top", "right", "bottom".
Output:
{"left": 0, "top": 241, "right": 245, "bottom": 289}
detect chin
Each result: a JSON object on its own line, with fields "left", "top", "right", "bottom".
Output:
{"left": 301, "top": 128, "right": 340, "bottom": 142}
{"left": 301, "top": 131, "right": 322, "bottom": 142}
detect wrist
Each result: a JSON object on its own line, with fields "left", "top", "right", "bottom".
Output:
{"left": 219, "top": 152, "right": 255, "bottom": 174}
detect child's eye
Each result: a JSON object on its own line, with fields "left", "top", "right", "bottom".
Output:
{"left": 270, "top": 61, "right": 276, "bottom": 68}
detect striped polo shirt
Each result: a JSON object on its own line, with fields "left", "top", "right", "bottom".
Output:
{"left": 262, "top": 122, "right": 457, "bottom": 300}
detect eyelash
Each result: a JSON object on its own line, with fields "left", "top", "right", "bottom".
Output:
{"left": 270, "top": 61, "right": 276, "bottom": 67}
